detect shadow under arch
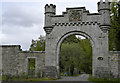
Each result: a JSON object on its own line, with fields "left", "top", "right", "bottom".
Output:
{"left": 56, "top": 31, "right": 95, "bottom": 76}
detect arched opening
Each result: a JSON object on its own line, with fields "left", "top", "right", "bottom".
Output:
{"left": 56, "top": 31, "right": 94, "bottom": 77}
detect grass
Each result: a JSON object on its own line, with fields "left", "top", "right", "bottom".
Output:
{"left": 24, "top": 77, "right": 57, "bottom": 81}
{"left": 88, "top": 74, "right": 120, "bottom": 83}
{"left": 2, "top": 75, "right": 58, "bottom": 81}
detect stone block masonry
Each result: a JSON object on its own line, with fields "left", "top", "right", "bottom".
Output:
{"left": 1, "top": 45, "right": 21, "bottom": 76}
{"left": 109, "top": 51, "right": 120, "bottom": 78}
{"left": 44, "top": 0, "right": 111, "bottom": 78}
{"left": 18, "top": 51, "right": 45, "bottom": 77}
{"left": 0, "top": 0, "right": 120, "bottom": 79}
{"left": 0, "top": 46, "right": 120, "bottom": 78}
{"left": 0, "top": 45, "right": 45, "bottom": 77}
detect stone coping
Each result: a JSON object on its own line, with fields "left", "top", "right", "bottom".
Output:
{"left": 19, "top": 51, "right": 45, "bottom": 53}
{"left": 87, "top": 13, "right": 101, "bottom": 15}
{"left": 0, "top": 45, "right": 21, "bottom": 47}
{"left": 109, "top": 51, "right": 120, "bottom": 54}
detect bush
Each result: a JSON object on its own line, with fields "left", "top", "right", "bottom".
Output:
{"left": 2, "top": 75, "right": 7, "bottom": 81}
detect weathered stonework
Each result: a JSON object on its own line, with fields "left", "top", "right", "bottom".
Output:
{"left": 0, "top": 45, "right": 45, "bottom": 77}
{"left": 1, "top": 45, "right": 120, "bottom": 79}
{"left": 109, "top": 51, "right": 120, "bottom": 78}
{"left": 1, "top": 45, "right": 21, "bottom": 76}
{"left": 44, "top": 0, "right": 111, "bottom": 78}
{"left": 1, "top": 0, "right": 120, "bottom": 80}
{"left": 18, "top": 51, "right": 45, "bottom": 77}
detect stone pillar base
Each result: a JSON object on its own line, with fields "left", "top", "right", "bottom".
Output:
{"left": 42, "top": 66, "right": 58, "bottom": 78}
{"left": 94, "top": 67, "right": 111, "bottom": 78}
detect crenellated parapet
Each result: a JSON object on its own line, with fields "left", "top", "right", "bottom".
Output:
{"left": 45, "top": 4, "right": 56, "bottom": 14}
{"left": 44, "top": 4, "right": 56, "bottom": 34}
{"left": 98, "top": 0, "right": 111, "bottom": 33}
{"left": 98, "top": 0, "right": 110, "bottom": 12}
{"left": 44, "top": 0, "right": 111, "bottom": 34}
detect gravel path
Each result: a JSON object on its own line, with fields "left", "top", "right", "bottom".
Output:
{"left": 55, "top": 74, "right": 92, "bottom": 81}
{"left": 56, "top": 74, "right": 89, "bottom": 81}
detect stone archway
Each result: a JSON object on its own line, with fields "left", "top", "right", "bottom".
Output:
{"left": 56, "top": 31, "right": 94, "bottom": 77}
{"left": 43, "top": 0, "right": 111, "bottom": 78}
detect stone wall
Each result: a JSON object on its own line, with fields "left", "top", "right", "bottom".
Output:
{"left": 18, "top": 51, "right": 45, "bottom": 77}
{"left": 0, "top": 45, "right": 45, "bottom": 77}
{"left": 1, "top": 45, "right": 21, "bottom": 76}
{"left": 109, "top": 51, "right": 120, "bottom": 78}
{"left": 1, "top": 45, "right": 120, "bottom": 78}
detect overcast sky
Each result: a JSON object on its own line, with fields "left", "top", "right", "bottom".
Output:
{"left": 1, "top": 0, "right": 100, "bottom": 50}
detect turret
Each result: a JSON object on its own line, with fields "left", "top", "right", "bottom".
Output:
{"left": 98, "top": 0, "right": 111, "bottom": 33}
{"left": 44, "top": 4, "right": 56, "bottom": 34}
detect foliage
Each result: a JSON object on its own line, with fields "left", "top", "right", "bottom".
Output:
{"left": 2, "top": 75, "right": 7, "bottom": 81}
{"left": 88, "top": 74, "right": 120, "bottom": 83}
{"left": 60, "top": 35, "right": 92, "bottom": 76}
{"left": 109, "top": 0, "right": 120, "bottom": 51}
{"left": 28, "top": 59, "right": 35, "bottom": 77}
{"left": 29, "top": 35, "right": 45, "bottom": 51}
{"left": 29, "top": 59, "right": 35, "bottom": 70}
{"left": 63, "top": 35, "right": 81, "bottom": 43}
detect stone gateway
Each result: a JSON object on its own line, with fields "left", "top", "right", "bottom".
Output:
{"left": 43, "top": 0, "right": 111, "bottom": 78}
{"left": 0, "top": 0, "right": 120, "bottom": 80}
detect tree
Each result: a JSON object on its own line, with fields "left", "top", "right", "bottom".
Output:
{"left": 63, "top": 35, "right": 80, "bottom": 44}
{"left": 109, "top": 0, "right": 120, "bottom": 51}
{"left": 29, "top": 35, "right": 45, "bottom": 51}
{"left": 60, "top": 35, "right": 92, "bottom": 75}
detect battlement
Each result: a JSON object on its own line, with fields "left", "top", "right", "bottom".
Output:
{"left": 98, "top": 0, "right": 110, "bottom": 11}
{"left": 44, "top": 4, "right": 56, "bottom": 34}
{"left": 45, "top": 4, "right": 56, "bottom": 14}
{"left": 44, "top": 0, "right": 110, "bottom": 35}
{"left": 45, "top": 4, "right": 56, "bottom": 8}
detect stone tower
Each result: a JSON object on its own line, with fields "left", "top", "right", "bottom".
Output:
{"left": 98, "top": 0, "right": 111, "bottom": 32}
{"left": 44, "top": 4, "right": 56, "bottom": 34}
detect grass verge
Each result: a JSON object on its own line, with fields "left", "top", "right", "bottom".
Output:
{"left": 88, "top": 74, "right": 120, "bottom": 83}
{"left": 2, "top": 75, "right": 57, "bottom": 81}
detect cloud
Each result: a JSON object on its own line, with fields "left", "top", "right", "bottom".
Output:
{"left": 2, "top": 2, "right": 45, "bottom": 50}
{"left": 2, "top": 3, "right": 43, "bottom": 27}
{"left": 1, "top": 1, "right": 100, "bottom": 50}
{"left": 2, "top": 0, "right": 100, "bottom": 3}
{"left": 2, "top": 24, "right": 45, "bottom": 50}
